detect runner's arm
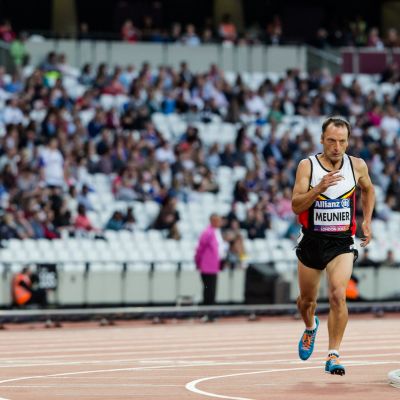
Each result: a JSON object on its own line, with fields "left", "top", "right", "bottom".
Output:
{"left": 292, "top": 159, "right": 344, "bottom": 215}
{"left": 354, "top": 158, "right": 375, "bottom": 246}
{"left": 291, "top": 159, "right": 319, "bottom": 215}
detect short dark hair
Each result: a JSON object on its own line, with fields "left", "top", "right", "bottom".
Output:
{"left": 322, "top": 116, "right": 351, "bottom": 138}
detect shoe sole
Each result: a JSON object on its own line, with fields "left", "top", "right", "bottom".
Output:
{"left": 325, "top": 368, "right": 345, "bottom": 376}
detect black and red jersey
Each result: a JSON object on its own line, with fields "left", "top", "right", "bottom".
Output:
{"left": 298, "top": 154, "right": 357, "bottom": 237}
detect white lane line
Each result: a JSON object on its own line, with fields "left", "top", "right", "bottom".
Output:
{"left": 1, "top": 338, "right": 400, "bottom": 362}
{"left": 138, "top": 348, "right": 400, "bottom": 362}
{"left": 1, "top": 347, "right": 400, "bottom": 370}
{"left": 1, "top": 330, "right": 398, "bottom": 351}
{"left": 0, "top": 384, "right": 182, "bottom": 388}
{"left": 0, "top": 336, "right": 303, "bottom": 350}
{"left": 0, "top": 360, "right": 330, "bottom": 386}
{"left": 0, "top": 349, "right": 398, "bottom": 370}
{"left": 0, "top": 355, "right": 397, "bottom": 386}
{"left": 1, "top": 331, "right": 399, "bottom": 345}
{"left": 255, "top": 382, "right": 389, "bottom": 386}
{"left": 185, "top": 361, "right": 400, "bottom": 400}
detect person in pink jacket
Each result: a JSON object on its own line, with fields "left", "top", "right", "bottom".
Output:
{"left": 195, "top": 214, "right": 226, "bottom": 310}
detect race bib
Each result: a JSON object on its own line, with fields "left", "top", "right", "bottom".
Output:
{"left": 313, "top": 199, "right": 351, "bottom": 232}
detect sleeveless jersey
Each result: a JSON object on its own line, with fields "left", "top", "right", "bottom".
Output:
{"left": 298, "top": 154, "right": 357, "bottom": 237}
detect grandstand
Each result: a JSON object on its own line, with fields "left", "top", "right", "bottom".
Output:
{"left": 1, "top": 2, "right": 400, "bottom": 399}
{"left": 0, "top": 1, "right": 399, "bottom": 312}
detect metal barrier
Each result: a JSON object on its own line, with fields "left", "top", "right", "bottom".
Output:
{"left": 306, "top": 46, "right": 341, "bottom": 74}
{"left": 341, "top": 47, "right": 400, "bottom": 74}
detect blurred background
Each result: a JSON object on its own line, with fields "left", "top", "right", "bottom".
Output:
{"left": 0, "top": 0, "right": 400, "bottom": 313}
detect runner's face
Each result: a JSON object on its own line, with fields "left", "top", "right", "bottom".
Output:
{"left": 321, "top": 124, "right": 349, "bottom": 163}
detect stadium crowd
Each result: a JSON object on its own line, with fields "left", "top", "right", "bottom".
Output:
{"left": 0, "top": 49, "right": 400, "bottom": 251}
{"left": 2, "top": 14, "right": 400, "bottom": 49}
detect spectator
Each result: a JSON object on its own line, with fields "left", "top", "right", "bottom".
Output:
{"left": 78, "top": 22, "right": 90, "bottom": 40}
{"left": 123, "top": 206, "right": 136, "bottom": 231}
{"left": 74, "top": 204, "right": 98, "bottom": 235}
{"left": 265, "top": 15, "right": 283, "bottom": 45}
{"left": 202, "top": 27, "right": 215, "bottom": 44}
{"left": 14, "top": 209, "right": 34, "bottom": 239}
{"left": 346, "top": 274, "right": 361, "bottom": 301}
{"left": 284, "top": 217, "right": 301, "bottom": 241}
{"left": 42, "top": 209, "right": 60, "bottom": 239}
{"left": 103, "top": 72, "right": 126, "bottom": 95}
{"left": 168, "top": 223, "right": 181, "bottom": 240}
{"left": 218, "top": 14, "right": 237, "bottom": 43}
{"left": 77, "top": 184, "right": 95, "bottom": 211}
{"left": 181, "top": 24, "right": 201, "bottom": 46}
{"left": 121, "top": 19, "right": 140, "bottom": 42}
{"left": 10, "top": 32, "right": 27, "bottom": 68}
{"left": 243, "top": 208, "right": 270, "bottom": 239}
{"left": 79, "top": 63, "right": 93, "bottom": 86}
{"left": 105, "top": 210, "right": 124, "bottom": 231}
{"left": 170, "top": 22, "right": 182, "bottom": 43}
{"left": 195, "top": 214, "right": 227, "bottom": 320}
{"left": 357, "top": 248, "right": 381, "bottom": 268}
{"left": 349, "top": 15, "right": 367, "bottom": 46}
{"left": 0, "top": 19, "right": 16, "bottom": 43}
{"left": 313, "top": 28, "right": 329, "bottom": 49}
{"left": 88, "top": 109, "right": 106, "bottom": 138}
{"left": 380, "top": 105, "right": 400, "bottom": 138}
{"left": 367, "top": 27, "right": 384, "bottom": 49}
{"left": 383, "top": 249, "right": 399, "bottom": 267}
{"left": 223, "top": 218, "right": 247, "bottom": 267}
{"left": 0, "top": 212, "right": 19, "bottom": 239}
{"left": 5, "top": 71, "right": 23, "bottom": 94}
{"left": 39, "top": 138, "right": 65, "bottom": 187}
{"left": 151, "top": 195, "right": 180, "bottom": 236}
{"left": 12, "top": 265, "right": 47, "bottom": 308}
{"left": 385, "top": 28, "right": 399, "bottom": 48}
{"left": 56, "top": 53, "right": 77, "bottom": 77}
{"left": 233, "top": 180, "right": 249, "bottom": 203}
{"left": 30, "top": 210, "right": 46, "bottom": 239}
{"left": 3, "top": 98, "right": 24, "bottom": 125}
{"left": 40, "top": 51, "right": 59, "bottom": 73}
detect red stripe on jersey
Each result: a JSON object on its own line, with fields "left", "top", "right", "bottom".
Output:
{"left": 298, "top": 209, "right": 309, "bottom": 229}
{"left": 351, "top": 191, "right": 357, "bottom": 235}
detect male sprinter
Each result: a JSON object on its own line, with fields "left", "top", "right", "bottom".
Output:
{"left": 292, "top": 116, "right": 375, "bottom": 375}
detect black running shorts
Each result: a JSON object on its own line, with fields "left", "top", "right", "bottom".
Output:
{"left": 295, "top": 230, "right": 358, "bottom": 270}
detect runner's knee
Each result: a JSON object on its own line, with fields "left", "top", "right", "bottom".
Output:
{"left": 298, "top": 296, "right": 317, "bottom": 311}
{"left": 329, "top": 287, "right": 346, "bottom": 307}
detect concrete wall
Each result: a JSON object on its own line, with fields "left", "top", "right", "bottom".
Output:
{"left": 2, "top": 262, "right": 399, "bottom": 307}
{"left": 25, "top": 40, "right": 307, "bottom": 73}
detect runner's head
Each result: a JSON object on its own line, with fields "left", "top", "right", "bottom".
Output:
{"left": 321, "top": 116, "right": 350, "bottom": 163}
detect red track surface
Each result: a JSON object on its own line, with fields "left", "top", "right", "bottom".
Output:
{"left": 0, "top": 314, "right": 399, "bottom": 399}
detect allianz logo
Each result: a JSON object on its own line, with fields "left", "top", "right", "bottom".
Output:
{"left": 315, "top": 199, "right": 350, "bottom": 208}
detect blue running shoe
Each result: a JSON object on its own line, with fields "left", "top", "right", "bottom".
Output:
{"left": 325, "top": 354, "right": 345, "bottom": 375}
{"left": 298, "top": 316, "right": 319, "bottom": 361}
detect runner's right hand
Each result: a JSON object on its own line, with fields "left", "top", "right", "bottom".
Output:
{"left": 315, "top": 170, "right": 344, "bottom": 194}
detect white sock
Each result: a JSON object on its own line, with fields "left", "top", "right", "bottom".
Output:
{"left": 328, "top": 349, "right": 339, "bottom": 357}
{"left": 306, "top": 317, "right": 316, "bottom": 331}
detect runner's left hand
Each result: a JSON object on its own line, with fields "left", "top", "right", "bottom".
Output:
{"left": 360, "top": 220, "right": 371, "bottom": 247}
